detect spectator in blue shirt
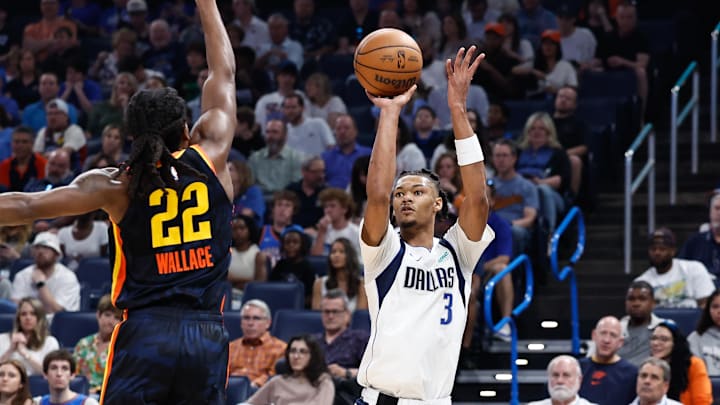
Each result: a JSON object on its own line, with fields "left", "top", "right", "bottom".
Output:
{"left": 59, "top": 58, "right": 103, "bottom": 116}
{"left": 22, "top": 72, "right": 78, "bottom": 133}
{"left": 679, "top": 193, "right": 720, "bottom": 277}
{"left": 321, "top": 114, "right": 371, "bottom": 190}
{"left": 516, "top": 0, "right": 557, "bottom": 48}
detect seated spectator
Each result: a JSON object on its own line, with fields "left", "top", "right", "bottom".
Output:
{"left": 0, "top": 359, "right": 33, "bottom": 405}
{"left": 40, "top": 27, "right": 81, "bottom": 82}
{"left": 259, "top": 191, "right": 300, "bottom": 268}
{"left": 618, "top": 281, "right": 668, "bottom": 367}
{"left": 89, "top": 29, "right": 138, "bottom": 93}
{"left": 304, "top": 73, "right": 347, "bottom": 127}
{"left": 22, "top": 0, "right": 77, "bottom": 63}
{"left": 247, "top": 119, "right": 306, "bottom": 195}
{"left": 4, "top": 50, "right": 40, "bottom": 110}
{"left": 688, "top": 290, "right": 720, "bottom": 376}
{"left": 492, "top": 139, "right": 538, "bottom": 254}
{"left": 282, "top": 93, "right": 335, "bottom": 158}
{"left": 348, "top": 155, "right": 370, "bottom": 221}
{"left": 528, "top": 355, "right": 595, "bottom": 405}
{"left": 63, "top": 0, "right": 102, "bottom": 38}
{"left": 36, "top": 349, "right": 99, "bottom": 405}
{"left": 434, "top": 152, "right": 463, "bottom": 205}
{"left": 286, "top": 156, "right": 327, "bottom": 230}
{"left": 33, "top": 99, "right": 86, "bottom": 163}
{"left": 57, "top": 211, "right": 109, "bottom": 268}
{"left": 429, "top": 110, "right": 484, "bottom": 170}
{"left": 229, "top": 299, "right": 287, "bottom": 388}
{"left": 412, "top": 106, "right": 446, "bottom": 165}
{"left": 288, "top": 0, "right": 336, "bottom": 61}
{"left": 335, "top": 0, "right": 378, "bottom": 55}
{"left": 231, "top": 106, "right": 266, "bottom": 159}
{"left": 116, "top": 54, "right": 163, "bottom": 91}
{"left": 629, "top": 357, "right": 683, "bottom": 405}
{"left": 244, "top": 335, "right": 334, "bottom": 405}
{"left": 311, "top": 239, "right": 367, "bottom": 311}
{"left": 401, "top": 0, "right": 442, "bottom": 52}
{"left": 499, "top": 13, "right": 534, "bottom": 70}
{"left": 486, "top": 102, "right": 514, "bottom": 142}
{"left": 10, "top": 232, "right": 80, "bottom": 314}
{"left": 87, "top": 73, "right": 138, "bottom": 139}
{"left": 322, "top": 114, "right": 371, "bottom": 191}
{"left": 254, "top": 62, "right": 308, "bottom": 133}
{"left": 59, "top": 58, "right": 102, "bottom": 116}
{"left": 579, "top": 316, "right": 638, "bottom": 405}
{"left": 552, "top": 86, "right": 588, "bottom": 196}
{"left": 515, "top": 0, "right": 557, "bottom": 49}
{"left": 650, "top": 321, "right": 713, "bottom": 404}
{"left": 635, "top": 228, "right": 715, "bottom": 309}
{"left": 464, "top": 0, "right": 501, "bottom": 43}
{"left": 230, "top": 0, "right": 268, "bottom": 55}
{"left": 229, "top": 160, "right": 265, "bottom": 226}
{"left": 228, "top": 214, "right": 268, "bottom": 304}
{"left": 0, "top": 224, "right": 32, "bottom": 269}
{"left": 439, "top": 14, "right": 471, "bottom": 62}
{"left": 22, "top": 73, "right": 79, "bottom": 133}
{"left": 0, "top": 297, "right": 60, "bottom": 375}
{"left": 556, "top": 4, "right": 597, "bottom": 71}
{"left": 418, "top": 34, "right": 447, "bottom": 92}
{"left": 141, "top": 19, "right": 185, "bottom": 86}
{"left": 516, "top": 112, "right": 571, "bottom": 232}
{"left": 311, "top": 189, "right": 360, "bottom": 257}
{"left": 315, "top": 289, "right": 369, "bottom": 404}
{"left": 578, "top": 0, "right": 614, "bottom": 47}
{"left": 24, "top": 149, "right": 75, "bottom": 193}
{"left": 73, "top": 294, "right": 122, "bottom": 395}
{"left": 0, "top": 6, "right": 20, "bottom": 67}
{"left": 512, "top": 30, "right": 577, "bottom": 97}
{"left": 679, "top": 193, "right": 720, "bottom": 277}
{"left": 255, "top": 14, "right": 304, "bottom": 76}
{"left": 0, "top": 127, "right": 48, "bottom": 192}
{"left": 269, "top": 226, "right": 315, "bottom": 307}
{"left": 395, "top": 119, "right": 426, "bottom": 176}
{"left": 0, "top": 79, "right": 20, "bottom": 125}
{"left": 83, "top": 124, "right": 128, "bottom": 172}
{"left": 473, "top": 23, "right": 518, "bottom": 100}
{"left": 175, "top": 42, "right": 206, "bottom": 101}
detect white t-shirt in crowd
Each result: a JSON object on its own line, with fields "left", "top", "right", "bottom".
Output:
{"left": 561, "top": 27, "right": 597, "bottom": 64}
{"left": 0, "top": 333, "right": 59, "bottom": 376}
{"left": 286, "top": 117, "right": 335, "bottom": 157}
{"left": 57, "top": 221, "right": 109, "bottom": 259}
{"left": 635, "top": 258, "right": 716, "bottom": 308}
{"left": 11, "top": 263, "right": 80, "bottom": 312}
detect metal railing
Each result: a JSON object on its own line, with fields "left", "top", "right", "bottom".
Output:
{"left": 549, "top": 207, "right": 586, "bottom": 355}
{"left": 712, "top": 22, "right": 719, "bottom": 143}
{"left": 670, "top": 61, "right": 699, "bottom": 205}
{"left": 624, "top": 124, "right": 656, "bottom": 274}
{"left": 484, "top": 254, "right": 534, "bottom": 405}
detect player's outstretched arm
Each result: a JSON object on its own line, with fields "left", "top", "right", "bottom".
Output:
{"left": 0, "top": 169, "right": 124, "bottom": 226}
{"left": 361, "top": 85, "right": 416, "bottom": 246}
{"left": 447, "top": 46, "right": 489, "bottom": 241}
{"left": 192, "top": 0, "right": 236, "bottom": 169}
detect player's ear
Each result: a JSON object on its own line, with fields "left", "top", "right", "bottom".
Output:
{"left": 434, "top": 196, "right": 443, "bottom": 213}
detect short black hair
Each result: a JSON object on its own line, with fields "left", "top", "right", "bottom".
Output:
{"left": 396, "top": 168, "right": 449, "bottom": 220}
{"left": 43, "top": 350, "right": 76, "bottom": 374}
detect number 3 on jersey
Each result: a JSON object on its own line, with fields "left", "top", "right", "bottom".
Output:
{"left": 149, "top": 182, "right": 212, "bottom": 248}
{"left": 440, "top": 293, "right": 453, "bottom": 325}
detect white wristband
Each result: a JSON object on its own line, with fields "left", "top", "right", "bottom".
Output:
{"left": 454, "top": 136, "right": 484, "bottom": 166}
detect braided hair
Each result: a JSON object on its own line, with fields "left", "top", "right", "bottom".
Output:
{"left": 397, "top": 168, "right": 450, "bottom": 220}
{"left": 119, "top": 88, "right": 205, "bottom": 199}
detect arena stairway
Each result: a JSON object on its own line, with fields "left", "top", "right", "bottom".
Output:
{"left": 452, "top": 129, "right": 720, "bottom": 404}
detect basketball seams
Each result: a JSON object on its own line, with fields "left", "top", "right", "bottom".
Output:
{"left": 353, "top": 60, "right": 422, "bottom": 74}
{"left": 355, "top": 45, "right": 422, "bottom": 56}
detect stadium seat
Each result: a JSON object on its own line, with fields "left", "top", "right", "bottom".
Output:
{"left": 50, "top": 312, "right": 98, "bottom": 350}
{"left": 637, "top": 20, "right": 676, "bottom": 56}
{"left": 576, "top": 97, "right": 619, "bottom": 134}
{"left": 75, "top": 257, "right": 112, "bottom": 291}
{"left": 270, "top": 309, "right": 323, "bottom": 342}
{"left": 307, "top": 255, "right": 329, "bottom": 278}
{"left": 241, "top": 282, "right": 305, "bottom": 317}
{"left": 28, "top": 375, "right": 90, "bottom": 397}
{"left": 226, "top": 376, "right": 251, "bottom": 405}
{"left": 504, "top": 99, "right": 553, "bottom": 132}
{"left": 351, "top": 309, "right": 370, "bottom": 332}
{"left": 654, "top": 307, "right": 702, "bottom": 337}
{"left": 0, "top": 314, "right": 14, "bottom": 332}
{"left": 9, "top": 258, "right": 34, "bottom": 281}
{"left": 0, "top": 299, "right": 16, "bottom": 314}
{"left": 223, "top": 311, "right": 243, "bottom": 340}
{"left": 579, "top": 70, "right": 637, "bottom": 100}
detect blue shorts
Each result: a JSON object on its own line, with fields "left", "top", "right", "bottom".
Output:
{"left": 100, "top": 306, "right": 229, "bottom": 405}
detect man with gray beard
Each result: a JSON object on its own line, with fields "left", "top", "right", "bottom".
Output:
{"left": 529, "top": 355, "right": 597, "bottom": 405}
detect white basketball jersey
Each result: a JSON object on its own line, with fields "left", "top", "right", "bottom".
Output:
{"left": 358, "top": 220, "right": 494, "bottom": 400}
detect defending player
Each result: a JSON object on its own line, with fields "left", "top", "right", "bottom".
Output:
{"left": 0, "top": 0, "right": 235, "bottom": 403}
{"left": 356, "top": 46, "right": 494, "bottom": 404}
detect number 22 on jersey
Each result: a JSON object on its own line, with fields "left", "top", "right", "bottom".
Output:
{"left": 149, "top": 182, "right": 212, "bottom": 248}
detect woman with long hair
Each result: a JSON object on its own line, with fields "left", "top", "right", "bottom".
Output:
{"left": 228, "top": 160, "right": 265, "bottom": 225}
{"left": 88, "top": 28, "right": 138, "bottom": 91}
{"left": 4, "top": 50, "right": 40, "bottom": 109}
{"left": 0, "top": 359, "right": 33, "bottom": 405}
{"left": 87, "top": 72, "right": 139, "bottom": 137}
{"left": 433, "top": 152, "right": 463, "bottom": 206}
{"left": 512, "top": 30, "right": 577, "bottom": 96}
{"left": 228, "top": 213, "right": 268, "bottom": 293}
{"left": 688, "top": 290, "right": 720, "bottom": 376}
{"left": 304, "top": 72, "right": 347, "bottom": 127}
{"left": 83, "top": 124, "right": 128, "bottom": 171}
{"left": 348, "top": 155, "right": 370, "bottom": 222}
{"left": 498, "top": 13, "right": 534, "bottom": 69}
{"left": 438, "top": 13, "right": 470, "bottom": 62}
{"left": 0, "top": 297, "right": 59, "bottom": 375}
{"left": 244, "top": 335, "right": 334, "bottom": 405}
{"left": 269, "top": 226, "right": 316, "bottom": 308}
{"left": 650, "top": 321, "right": 712, "bottom": 404}
{"left": 311, "top": 238, "right": 367, "bottom": 311}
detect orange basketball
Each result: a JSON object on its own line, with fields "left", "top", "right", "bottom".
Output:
{"left": 353, "top": 28, "right": 423, "bottom": 97}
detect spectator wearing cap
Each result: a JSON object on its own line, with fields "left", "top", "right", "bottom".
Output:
{"left": 635, "top": 228, "right": 715, "bottom": 309}
{"left": 269, "top": 224, "right": 315, "bottom": 307}
{"left": 0, "top": 126, "right": 48, "bottom": 192}
{"left": 255, "top": 13, "right": 304, "bottom": 77}
{"left": 22, "top": 72, "right": 79, "bottom": 133}
{"left": 679, "top": 193, "right": 720, "bottom": 278}
{"left": 254, "top": 61, "right": 309, "bottom": 133}
{"left": 515, "top": 0, "right": 557, "bottom": 49}
{"left": 464, "top": 0, "right": 501, "bottom": 43}
{"left": 33, "top": 98, "right": 86, "bottom": 159}
{"left": 22, "top": 0, "right": 78, "bottom": 63}
{"left": 11, "top": 231, "right": 81, "bottom": 314}
{"left": 120, "top": 0, "right": 150, "bottom": 54}
{"left": 473, "top": 22, "right": 519, "bottom": 100}
{"left": 231, "top": 0, "right": 270, "bottom": 56}
{"left": 512, "top": 29, "right": 577, "bottom": 96}
{"left": 555, "top": 4, "right": 597, "bottom": 71}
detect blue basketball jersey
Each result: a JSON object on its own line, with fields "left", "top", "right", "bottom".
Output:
{"left": 108, "top": 145, "right": 232, "bottom": 311}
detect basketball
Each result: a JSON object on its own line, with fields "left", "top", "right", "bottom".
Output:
{"left": 353, "top": 28, "right": 423, "bottom": 97}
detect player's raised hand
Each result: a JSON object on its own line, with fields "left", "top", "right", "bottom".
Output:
{"left": 446, "top": 46, "right": 484, "bottom": 109}
{"left": 365, "top": 85, "right": 417, "bottom": 111}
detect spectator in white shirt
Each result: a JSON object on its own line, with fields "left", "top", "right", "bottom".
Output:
{"left": 556, "top": 5, "right": 597, "bottom": 71}
{"left": 255, "top": 14, "right": 304, "bottom": 77}
{"left": 282, "top": 93, "right": 335, "bottom": 157}
{"left": 231, "top": 0, "right": 269, "bottom": 55}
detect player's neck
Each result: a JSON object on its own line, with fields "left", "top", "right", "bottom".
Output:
{"left": 400, "top": 227, "right": 435, "bottom": 250}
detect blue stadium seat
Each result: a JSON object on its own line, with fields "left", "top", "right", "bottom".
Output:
{"left": 0, "top": 299, "right": 16, "bottom": 314}
{"left": 307, "top": 255, "right": 329, "bottom": 278}
{"left": 270, "top": 309, "right": 324, "bottom": 342}
{"left": 50, "top": 312, "right": 98, "bottom": 350}
{"left": 28, "top": 375, "right": 90, "bottom": 397}
{"left": 223, "top": 311, "right": 243, "bottom": 341}
{"left": 504, "top": 99, "right": 553, "bottom": 132}
{"left": 9, "top": 258, "right": 34, "bottom": 281}
{"left": 576, "top": 97, "right": 619, "bottom": 134}
{"left": 654, "top": 307, "right": 702, "bottom": 337}
{"left": 75, "top": 257, "right": 111, "bottom": 291}
{"left": 242, "top": 282, "right": 305, "bottom": 317}
{"left": 351, "top": 309, "right": 370, "bottom": 332}
{"left": 579, "top": 70, "right": 637, "bottom": 99}
{"left": 226, "top": 375, "right": 251, "bottom": 405}
{"left": 0, "top": 314, "right": 14, "bottom": 332}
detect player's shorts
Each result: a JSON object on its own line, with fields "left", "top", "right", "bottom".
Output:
{"left": 100, "top": 306, "right": 229, "bottom": 405}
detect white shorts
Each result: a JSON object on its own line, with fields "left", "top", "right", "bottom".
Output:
{"left": 361, "top": 388, "right": 452, "bottom": 405}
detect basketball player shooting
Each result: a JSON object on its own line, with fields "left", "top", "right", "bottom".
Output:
{"left": 0, "top": 0, "right": 236, "bottom": 403}
{"left": 356, "top": 46, "right": 495, "bottom": 405}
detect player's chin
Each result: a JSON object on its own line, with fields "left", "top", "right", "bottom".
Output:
{"left": 398, "top": 219, "right": 417, "bottom": 229}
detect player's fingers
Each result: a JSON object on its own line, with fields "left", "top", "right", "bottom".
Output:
{"left": 469, "top": 52, "right": 486, "bottom": 73}
{"left": 454, "top": 47, "right": 466, "bottom": 71}
{"left": 464, "top": 46, "right": 477, "bottom": 67}
{"left": 445, "top": 58, "right": 453, "bottom": 76}
{"left": 402, "top": 84, "right": 418, "bottom": 99}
